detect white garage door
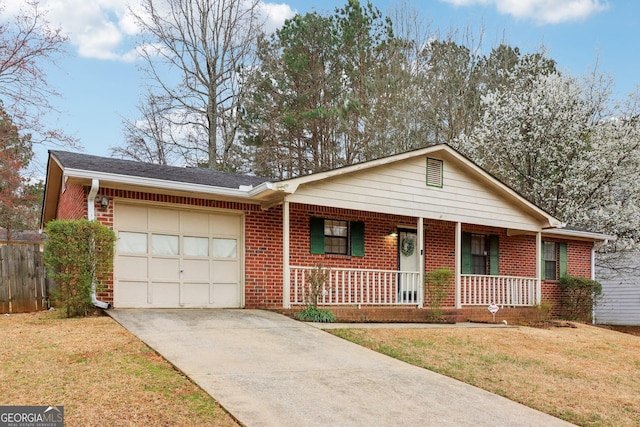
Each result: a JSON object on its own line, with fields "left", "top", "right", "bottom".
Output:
{"left": 114, "top": 203, "right": 243, "bottom": 308}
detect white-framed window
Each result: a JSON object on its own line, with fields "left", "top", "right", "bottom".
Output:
{"left": 324, "top": 219, "right": 349, "bottom": 255}
{"left": 184, "top": 236, "right": 209, "bottom": 257}
{"left": 471, "top": 234, "right": 487, "bottom": 275}
{"left": 213, "top": 238, "right": 237, "bottom": 258}
{"left": 151, "top": 234, "right": 179, "bottom": 256}
{"left": 544, "top": 241, "right": 557, "bottom": 280}
{"left": 118, "top": 231, "right": 147, "bottom": 254}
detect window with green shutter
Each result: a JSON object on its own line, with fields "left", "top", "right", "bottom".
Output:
{"left": 543, "top": 241, "right": 567, "bottom": 280}
{"left": 310, "top": 217, "right": 325, "bottom": 254}
{"left": 489, "top": 235, "right": 499, "bottom": 275}
{"left": 350, "top": 221, "right": 365, "bottom": 256}
{"left": 462, "top": 232, "right": 499, "bottom": 275}
{"left": 461, "top": 232, "right": 472, "bottom": 274}
{"left": 309, "top": 218, "right": 364, "bottom": 257}
{"left": 558, "top": 242, "right": 568, "bottom": 278}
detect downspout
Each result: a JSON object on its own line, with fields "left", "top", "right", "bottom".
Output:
{"left": 88, "top": 179, "right": 110, "bottom": 309}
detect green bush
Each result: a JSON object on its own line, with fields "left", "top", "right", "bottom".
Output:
{"left": 559, "top": 275, "right": 602, "bottom": 322}
{"left": 44, "top": 219, "right": 116, "bottom": 317}
{"left": 295, "top": 306, "right": 336, "bottom": 323}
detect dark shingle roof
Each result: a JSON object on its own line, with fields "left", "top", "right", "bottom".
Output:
{"left": 51, "top": 151, "right": 272, "bottom": 189}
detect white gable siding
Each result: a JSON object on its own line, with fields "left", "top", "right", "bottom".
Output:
{"left": 595, "top": 252, "right": 640, "bottom": 326}
{"left": 286, "top": 154, "right": 545, "bottom": 231}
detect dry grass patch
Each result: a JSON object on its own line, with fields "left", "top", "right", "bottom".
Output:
{"left": 330, "top": 324, "right": 640, "bottom": 427}
{"left": 0, "top": 311, "right": 237, "bottom": 427}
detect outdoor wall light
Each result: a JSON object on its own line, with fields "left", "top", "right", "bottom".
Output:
{"left": 388, "top": 230, "right": 398, "bottom": 238}
{"left": 99, "top": 196, "right": 110, "bottom": 208}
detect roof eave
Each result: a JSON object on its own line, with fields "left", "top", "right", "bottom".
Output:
{"left": 62, "top": 168, "right": 256, "bottom": 200}
{"left": 543, "top": 228, "right": 616, "bottom": 242}
{"left": 41, "top": 154, "right": 64, "bottom": 227}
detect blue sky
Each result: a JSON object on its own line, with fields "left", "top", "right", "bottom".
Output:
{"left": 3, "top": 0, "right": 636, "bottom": 169}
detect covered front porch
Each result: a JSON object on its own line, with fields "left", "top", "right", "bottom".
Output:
{"left": 282, "top": 200, "right": 546, "bottom": 311}
{"left": 272, "top": 146, "right": 566, "bottom": 315}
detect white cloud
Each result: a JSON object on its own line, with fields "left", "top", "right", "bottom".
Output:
{"left": 9, "top": 0, "right": 139, "bottom": 61}
{"left": 440, "top": 0, "right": 609, "bottom": 24}
{"left": 2, "top": 0, "right": 294, "bottom": 62}
{"left": 259, "top": 2, "right": 296, "bottom": 33}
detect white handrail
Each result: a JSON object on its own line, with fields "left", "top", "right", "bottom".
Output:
{"left": 291, "top": 268, "right": 538, "bottom": 307}
{"left": 290, "top": 266, "right": 421, "bottom": 306}
{"left": 461, "top": 274, "right": 538, "bottom": 306}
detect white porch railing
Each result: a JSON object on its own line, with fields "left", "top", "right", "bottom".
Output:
{"left": 290, "top": 266, "right": 422, "bottom": 306}
{"left": 461, "top": 274, "right": 539, "bottom": 306}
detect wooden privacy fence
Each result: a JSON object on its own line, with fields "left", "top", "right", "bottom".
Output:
{"left": 0, "top": 243, "right": 48, "bottom": 313}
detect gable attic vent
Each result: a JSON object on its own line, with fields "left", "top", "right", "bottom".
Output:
{"left": 426, "top": 157, "right": 443, "bottom": 188}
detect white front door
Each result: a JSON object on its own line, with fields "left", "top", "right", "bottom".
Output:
{"left": 398, "top": 229, "right": 419, "bottom": 303}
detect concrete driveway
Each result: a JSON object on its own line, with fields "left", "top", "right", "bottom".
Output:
{"left": 108, "top": 309, "right": 574, "bottom": 427}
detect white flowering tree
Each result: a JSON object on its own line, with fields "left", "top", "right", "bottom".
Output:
{"left": 453, "top": 64, "right": 640, "bottom": 253}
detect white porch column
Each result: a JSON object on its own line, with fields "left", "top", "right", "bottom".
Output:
{"left": 536, "top": 231, "right": 542, "bottom": 305}
{"left": 417, "top": 217, "right": 424, "bottom": 308}
{"left": 283, "top": 200, "right": 291, "bottom": 308}
{"left": 455, "top": 221, "right": 462, "bottom": 308}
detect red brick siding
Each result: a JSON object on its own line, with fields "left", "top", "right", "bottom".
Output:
{"left": 56, "top": 183, "right": 88, "bottom": 220}
{"left": 94, "top": 191, "right": 113, "bottom": 227}
{"left": 567, "top": 241, "right": 593, "bottom": 277}
{"left": 424, "top": 220, "right": 456, "bottom": 306}
{"left": 54, "top": 186, "right": 595, "bottom": 316}
{"left": 289, "top": 204, "right": 414, "bottom": 271}
{"left": 244, "top": 206, "right": 283, "bottom": 308}
{"left": 427, "top": 225, "right": 540, "bottom": 307}
{"left": 541, "top": 238, "right": 593, "bottom": 315}
{"left": 86, "top": 188, "right": 286, "bottom": 308}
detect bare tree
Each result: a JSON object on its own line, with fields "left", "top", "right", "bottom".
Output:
{"left": 129, "top": 0, "right": 263, "bottom": 170}
{"left": 112, "top": 92, "right": 177, "bottom": 165}
{"left": 0, "top": 0, "right": 73, "bottom": 147}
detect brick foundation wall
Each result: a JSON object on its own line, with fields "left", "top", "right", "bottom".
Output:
{"left": 277, "top": 306, "right": 551, "bottom": 324}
